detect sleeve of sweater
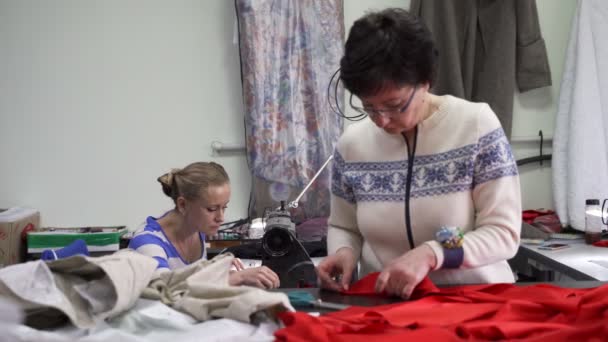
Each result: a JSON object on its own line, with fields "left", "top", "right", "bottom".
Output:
{"left": 129, "top": 233, "right": 170, "bottom": 269}
{"left": 326, "top": 146, "right": 363, "bottom": 259}
{"left": 426, "top": 104, "right": 522, "bottom": 270}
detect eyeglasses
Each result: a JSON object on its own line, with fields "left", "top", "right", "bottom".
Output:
{"left": 350, "top": 86, "right": 418, "bottom": 119}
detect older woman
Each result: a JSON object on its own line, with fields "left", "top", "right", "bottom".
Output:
{"left": 318, "top": 8, "right": 521, "bottom": 298}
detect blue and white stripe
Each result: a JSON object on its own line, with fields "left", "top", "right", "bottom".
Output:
{"left": 128, "top": 215, "right": 206, "bottom": 270}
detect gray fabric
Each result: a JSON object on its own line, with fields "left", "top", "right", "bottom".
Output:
{"left": 4, "top": 300, "right": 279, "bottom": 342}
{"left": 141, "top": 253, "right": 293, "bottom": 323}
{"left": 0, "top": 297, "right": 23, "bottom": 325}
{"left": 0, "top": 250, "right": 158, "bottom": 329}
{"left": 410, "top": 0, "right": 552, "bottom": 137}
{"left": 0, "top": 250, "right": 292, "bottom": 331}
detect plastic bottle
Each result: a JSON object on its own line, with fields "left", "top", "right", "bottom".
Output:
{"left": 585, "top": 199, "right": 603, "bottom": 244}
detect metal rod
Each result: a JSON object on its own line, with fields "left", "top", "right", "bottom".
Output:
{"left": 211, "top": 141, "right": 246, "bottom": 153}
{"left": 510, "top": 135, "right": 553, "bottom": 143}
{"left": 287, "top": 154, "right": 334, "bottom": 209}
{"left": 311, "top": 299, "right": 350, "bottom": 311}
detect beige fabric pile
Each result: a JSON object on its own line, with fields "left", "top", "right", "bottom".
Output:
{"left": 0, "top": 250, "right": 292, "bottom": 329}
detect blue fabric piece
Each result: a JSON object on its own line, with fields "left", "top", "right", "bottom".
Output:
{"left": 287, "top": 291, "right": 315, "bottom": 307}
{"left": 41, "top": 239, "right": 90, "bottom": 261}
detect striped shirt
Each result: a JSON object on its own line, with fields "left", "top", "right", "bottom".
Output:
{"left": 128, "top": 215, "right": 206, "bottom": 270}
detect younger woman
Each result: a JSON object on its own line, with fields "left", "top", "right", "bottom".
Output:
{"left": 129, "top": 162, "right": 280, "bottom": 289}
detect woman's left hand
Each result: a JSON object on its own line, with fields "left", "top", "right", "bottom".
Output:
{"left": 375, "top": 244, "right": 437, "bottom": 299}
{"left": 231, "top": 258, "right": 245, "bottom": 271}
{"left": 229, "top": 266, "right": 280, "bottom": 289}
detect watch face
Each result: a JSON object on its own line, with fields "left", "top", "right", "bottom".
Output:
{"left": 269, "top": 182, "right": 291, "bottom": 202}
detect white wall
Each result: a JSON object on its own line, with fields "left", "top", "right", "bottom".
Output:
{"left": 0, "top": 0, "right": 576, "bottom": 229}
{"left": 0, "top": 0, "right": 250, "bottom": 229}
{"left": 511, "top": 0, "right": 577, "bottom": 210}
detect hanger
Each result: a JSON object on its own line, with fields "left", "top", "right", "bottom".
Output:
{"left": 516, "top": 130, "right": 552, "bottom": 167}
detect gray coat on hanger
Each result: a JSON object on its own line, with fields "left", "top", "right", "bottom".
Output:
{"left": 410, "top": 0, "right": 552, "bottom": 138}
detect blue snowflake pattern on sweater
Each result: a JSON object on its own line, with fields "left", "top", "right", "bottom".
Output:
{"left": 331, "top": 128, "right": 517, "bottom": 203}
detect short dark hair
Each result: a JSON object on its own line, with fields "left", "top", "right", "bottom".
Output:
{"left": 340, "top": 8, "right": 438, "bottom": 97}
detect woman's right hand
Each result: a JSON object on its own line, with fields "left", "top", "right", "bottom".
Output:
{"left": 317, "top": 247, "right": 356, "bottom": 292}
{"left": 229, "top": 266, "right": 280, "bottom": 289}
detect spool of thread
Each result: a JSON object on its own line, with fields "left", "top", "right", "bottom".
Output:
{"left": 248, "top": 218, "right": 265, "bottom": 239}
{"left": 41, "top": 239, "right": 90, "bottom": 261}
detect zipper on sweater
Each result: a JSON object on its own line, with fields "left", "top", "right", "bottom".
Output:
{"left": 403, "top": 127, "right": 418, "bottom": 250}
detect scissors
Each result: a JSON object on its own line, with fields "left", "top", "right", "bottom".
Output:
{"left": 287, "top": 291, "right": 350, "bottom": 311}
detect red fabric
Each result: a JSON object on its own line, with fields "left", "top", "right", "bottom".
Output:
{"left": 522, "top": 209, "right": 562, "bottom": 234}
{"left": 592, "top": 240, "right": 608, "bottom": 247}
{"left": 276, "top": 273, "right": 608, "bottom": 341}
{"left": 522, "top": 209, "right": 554, "bottom": 224}
{"left": 341, "top": 272, "right": 440, "bottom": 299}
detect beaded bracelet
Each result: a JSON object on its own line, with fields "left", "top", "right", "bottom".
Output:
{"left": 435, "top": 226, "right": 464, "bottom": 269}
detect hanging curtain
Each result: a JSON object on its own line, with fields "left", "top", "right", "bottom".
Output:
{"left": 235, "top": 0, "right": 344, "bottom": 222}
{"left": 553, "top": 0, "right": 608, "bottom": 231}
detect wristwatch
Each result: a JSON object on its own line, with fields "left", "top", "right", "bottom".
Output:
{"left": 435, "top": 226, "right": 464, "bottom": 269}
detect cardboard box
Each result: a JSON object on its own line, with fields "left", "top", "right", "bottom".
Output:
{"left": 0, "top": 207, "right": 40, "bottom": 267}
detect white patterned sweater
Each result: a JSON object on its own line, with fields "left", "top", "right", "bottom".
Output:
{"left": 329, "top": 95, "right": 522, "bottom": 285}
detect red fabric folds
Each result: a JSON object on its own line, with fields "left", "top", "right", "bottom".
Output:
{"left": 341, "top": 272, "right": 440, "bottom": 298}
{"left": 592, "top": 240, "right": 608, "bottom": 248}
{"left": 276, "top": 273, "right": 608, "bottom": 341}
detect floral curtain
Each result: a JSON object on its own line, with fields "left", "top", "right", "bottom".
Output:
{"left": 235, "top": 0, "right": 344, "bottom": 222}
